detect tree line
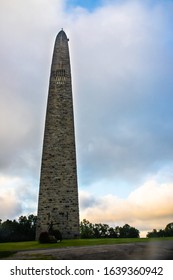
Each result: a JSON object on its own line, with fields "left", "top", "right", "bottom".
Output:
{"left": 80, "top": 219, "right": 140, "bottom": 238}
{"left": 0, "top": 214, "right": 37, "bottom": 242}
{"left": 0, "top": 215, "right": 139, "bottom": 242}
{"left": 0, "top": 214, "right": 172, "bottom": 242}
{"left": 147, "top": 223, "right": 173, "bottom": 238}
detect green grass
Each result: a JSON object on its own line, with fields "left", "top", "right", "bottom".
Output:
{"left": 0, "top": 251, "right": 17, "bottom": 258}
{"left": 0, "top": 237, "right": 173, "bottom": 252}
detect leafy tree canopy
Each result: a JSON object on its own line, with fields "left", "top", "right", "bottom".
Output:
{"left": 80, "top": 220, "right": 140, "bottom": 239}
{"left": 147, "top": 222, "right": 173, "bottom": 238}
{"left": 0, "top": 214, "right": 37, "bottom": 243}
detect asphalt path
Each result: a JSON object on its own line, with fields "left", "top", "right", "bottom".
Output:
{"left": 5, "top": 240, "right": 173, "bottom": 260}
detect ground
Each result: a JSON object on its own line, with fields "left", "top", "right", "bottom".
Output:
{"left": 2, "top": 240, "right": 173, "bottom": 260}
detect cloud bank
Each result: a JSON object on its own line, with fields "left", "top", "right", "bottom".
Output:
{"left": 80, "top": 177, "right": 173, "bottom": 236}
{"left": 0, "top": 0, "right": 173, "bottom": 235}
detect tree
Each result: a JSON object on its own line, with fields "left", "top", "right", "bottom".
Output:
{"left": 119, "top": 224, "right": 139, "bottom": 238}
{"left": 165, "top": 222, "right": 173, "bottom": 237}
{"left": 157, "top": 229, "right": 165, "bottom": 237}
{"left": 0, "top": 214, "right": 37, "bottom": 242}
{"left": 18, "top": 215, "right": 37, "bottom": 241}
{"left": 0, "top": 219, "right": 19, "bottom": 242}
{"left": 147, "top": 223, "right": 173, "bottom": 238}
{"left": 108, "top": 227, "right": 118, "bottom": 238}
{"left": 80, "top": 219, "right": 94, "bottom": 238}
{"left": 93, "top": 223, "right": 110, "bottom": 238}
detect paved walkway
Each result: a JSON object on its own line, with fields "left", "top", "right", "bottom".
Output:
{"left": 5, "top": 240, "right": 173, "bottom": 260}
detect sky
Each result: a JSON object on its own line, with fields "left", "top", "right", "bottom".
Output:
{"left": 0, "top": 0, "right": 173, "bottom": 237}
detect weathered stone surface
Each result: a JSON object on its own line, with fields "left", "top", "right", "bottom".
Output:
{"left": 36, "top": 30, "right": 80, "bottom": 239}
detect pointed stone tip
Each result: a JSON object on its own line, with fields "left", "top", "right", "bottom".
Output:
{"left": 57, "top": 29, "right": 68, "bottom": 39}
{"left": 56, "top": 29, "right": 69, "bottom": 41}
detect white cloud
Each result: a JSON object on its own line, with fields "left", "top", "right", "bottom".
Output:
{"left": 0, "top": 176, "right": 38, "bottom": 220}
{"left": 70, "top": 0, "right": 173, "bottom": 191}
{"left": 0, "top": 193, "right": 21, "bottom": 221}
{"left": 0, "top": 0, "right": 66, "bottom": 175}
{"left": 0, "top": 0, "right": 173, "bottom": 236}
{"left": 79, "top": 178, "right": 173, "bottom": 236}
{"left": 0, "top": 176, "right": 21, "bottom": 220}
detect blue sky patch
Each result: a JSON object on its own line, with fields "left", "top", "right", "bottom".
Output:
{"left": 66, "top": 0, "right": 103, "bottom": 11}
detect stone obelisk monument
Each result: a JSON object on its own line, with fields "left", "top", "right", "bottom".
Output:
{"left": 36, "top": 30, "right": 80, "bottom": 239}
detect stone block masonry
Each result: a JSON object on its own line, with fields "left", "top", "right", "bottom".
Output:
{"left": 36, "top": 30, "right": 80, "bottom": 240}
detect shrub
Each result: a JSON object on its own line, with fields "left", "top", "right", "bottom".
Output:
{"left": 48, "top": 235, "right": 57, "bottom": 243}
{"left": 52, "top": 230, "right": 62, "bottom": 242}
{"left": 39, "top": 230, "right": 62, "bottom": 243}
{"left": 39, "top": 231, "right": 50, "bottom": 243}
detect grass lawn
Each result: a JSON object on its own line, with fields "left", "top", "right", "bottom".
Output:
{"left": 0, "top": 237, "right": 173, "bottom": 252}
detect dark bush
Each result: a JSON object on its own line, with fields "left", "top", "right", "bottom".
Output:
{"left": 48, "top": 235, "right": 57, "bottom": 243}
{"left": 52, "top": 230, "right": 62, "bottom": 242}
{"left": 39, "top": 231, "right": 50, "bottom": 243}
